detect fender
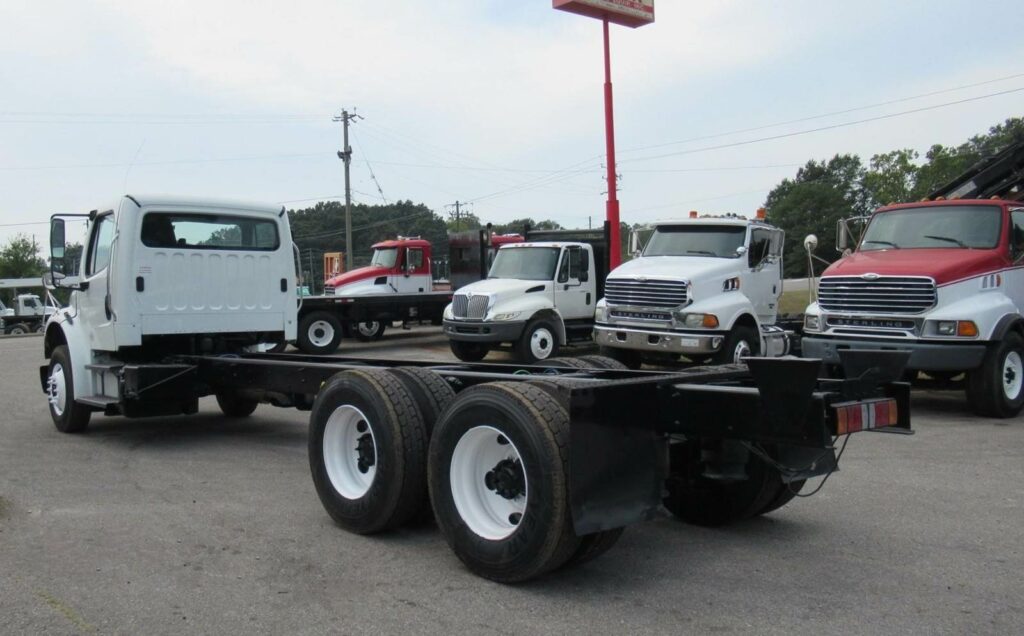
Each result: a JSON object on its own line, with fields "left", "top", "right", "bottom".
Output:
{"left": 43, "top": 310, "right": 95, "bottom": 398}
{"left": 991, "top": 314, "right": 1024, "bottom": 342}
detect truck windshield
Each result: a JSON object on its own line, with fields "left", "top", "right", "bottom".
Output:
{"left": 643, "top": 225, "right": 746, "bottom": 258}
{"left": 370, "top": 248, "right": 398, "bottom": 268}
{"left": 860, "top": 205, "right": 1001, "bottom": 251}
{"left": 489, "top": 247, "right": 560, "bottom": 281}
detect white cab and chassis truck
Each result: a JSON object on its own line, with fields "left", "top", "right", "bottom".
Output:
{"left": 595, "top": 215, "right": 792, "bottom": 368}
{"left": 1, "top": 293, "right": 56, "bottom": 334}
{"left": 40, "top": 194, "right": 912, "bottom": 582}
{"left": 443, "top": 227, "right": 609, "bottom": 364}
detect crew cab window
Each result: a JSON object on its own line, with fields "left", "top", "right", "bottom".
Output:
{"left": 87, "top": 214, "right": 115, "bottom": 276}
{"left": 1011, "top": 210, "right": 1024, "bottom": 261}
{"left": 140, "top": 213, "right": 280, "bottom": 251}
{"left": 748, "top": 229, "right": 772, "bottom": 268}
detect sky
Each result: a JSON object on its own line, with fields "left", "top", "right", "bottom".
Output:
{"left": 1, "top": 0, "right": 1022, "bottom": 255}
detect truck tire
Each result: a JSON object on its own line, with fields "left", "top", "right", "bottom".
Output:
{"left": 966, "top": 332, "right": 1024, "bottom": 418}
{"left": 449, "top": 340, "right": 489, "bottom": 362}
{"left": 428, "top": 382, "right": 581, "bottom": 582}
{"left": 575, "top": 354, "right": 629, "bottom": 370}
{"left": 662, "top": 440, "right": 781, "bottom": 527}
{"left": 7, "top": 323, "right": 29, "bottom": 335}
{"left": 757, "top": 479, "right": 806, "bottom": 516}
{"left": 215, "top": 392, "right": 259, "bottom": 418}
{"left": 298, "top": 311, "right": 343, "bottom": 355}
{"left": 712, "top": 325, "right": 760, "bottom": 365}
{"left": 598, "top": 346, "right": 642, "bottom": 370}
{"left": 514, "top": 318, "right": 561, "bottom": 363}
{"left": 564, "top": 527, "right": 625, "bottom": 568}
{"left": 386, "top": 367, "right": 457, "bottom": 435}
{"left": 542, "top": 357, "right": 591, "bottom": 369}
{"left": 33, "top": 323, "right": 46, "bottom": 334}
{"left": 45, "top": 345, "right": 91, "bottom": 433}
{"left": 309, "top": 369, "right": 429, "bottom": 534}
{"left": 353, "top": 321, "right": 386, "bottom": 342}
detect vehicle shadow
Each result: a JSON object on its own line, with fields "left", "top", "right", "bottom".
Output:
{"left": 83, "top": 410, "right": 308, "bottom": 451}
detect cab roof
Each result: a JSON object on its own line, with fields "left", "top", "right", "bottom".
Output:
{"left": 124, "top": 194, "right": 284, "bottom": 217}
{"left": 651, "top": 217, "right": 772, "bottom": 228}
{"left": 500, "top": 241, "right": 588, "bottom": 249}
{"left": 876, "top": 198, "right": 1020, "bottom": 213}
{"left": 372, "top": 238, "right": 432, "bottom": 249}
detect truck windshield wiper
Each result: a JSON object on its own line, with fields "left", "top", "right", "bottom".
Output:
{"left": 923, "top": 235, "right": 967, "bottom": 248}
{"left": 862, "top": 239, "right": 899, "bottom": 248}
{"left": 684, "top": 250, "right": 717, "bottom": 256}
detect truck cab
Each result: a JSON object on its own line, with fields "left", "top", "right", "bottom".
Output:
{"left": 41, "top": 195, "right": 297, "bottom": 431}
{"left": 594, "top": 212, "right": 789, "bottom": 367}
{"left": 324, "top": 237, "right": 436, "bottom": 296}
{"left": 443, "top": 240, "right": 601, "bottom": 363}
{"left": 802, "top": 198, "right": 1024, "bottom": 417}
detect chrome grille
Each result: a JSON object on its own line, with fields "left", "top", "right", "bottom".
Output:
{"left": 452, "top": 293, "right": 488, "bottom": 319}
{"left": 604, "top": 278, "right": 688, "bottom": 308}
{"left": 818, "top": 276, "right": 936, "bottom": 314}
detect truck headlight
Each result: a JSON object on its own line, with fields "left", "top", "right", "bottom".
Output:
{"left": 443, "top": 304, "right": 453, "bottom": 320}
{"left": 937, "top": 320, "right": 956, "bottom": 335}
{"left": 491, "top": 312, "right": 521, "bottom": 321}
{"left": 674, "top": 312, "right": 719, "bottom": 328}
{"left": 595, "top": 305, "right": 607, "bottom": 322}
{"left": 934, "top": 320, "right": 978, "bottom": 337}
{"left": 804, "top": 314, "right": 820, "bottom": 331}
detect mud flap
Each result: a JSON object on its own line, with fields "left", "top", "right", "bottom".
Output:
{"left": 567, "top": 385, "right": 665, "bottom": 536}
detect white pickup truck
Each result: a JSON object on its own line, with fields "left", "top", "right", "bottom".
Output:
{"left": 594, "top": 213, "right": 791, "bottom": 367}
{"left": 442, "top": 228, "right": 608, "bottom": 363}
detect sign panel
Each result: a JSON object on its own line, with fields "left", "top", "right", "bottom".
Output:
{"left": 553, "top": 0, "right": 655, "bottom": 28}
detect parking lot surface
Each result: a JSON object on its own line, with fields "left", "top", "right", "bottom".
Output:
{"left": 1, "top": 330, "right": 1022, "bottom": 635}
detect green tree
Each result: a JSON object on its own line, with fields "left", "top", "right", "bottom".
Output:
{"left": 445, "top": 210, "right": 481, "bottom": 232}
{"left": 863, "top": 149, "right": 919, "bottom": 207}
{"left": 490, "top": 218, "right": 563, "bottom": 235}
{"left": 764, "top": 154, "right": 867, "bottom": 277}
{"left": 0, "top": 234, "right": 46, "bottom": 278}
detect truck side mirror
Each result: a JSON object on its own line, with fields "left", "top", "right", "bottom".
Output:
{"left": 836, "top": 220, "right": 849, "bottom": 251}
{"left": 50, "top": 218, "right": 66, "bottom": 259}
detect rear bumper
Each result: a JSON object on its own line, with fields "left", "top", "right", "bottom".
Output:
{"left": 443, "top": 319, "right": 525, "bottom": 343}
{"left": 594, "top": 323, "right": 723, "bottom": 355}
{"left": 801, "top": 335, "right": 987, "bottom": 371}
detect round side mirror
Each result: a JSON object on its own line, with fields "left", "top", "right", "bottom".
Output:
{"left": 803, "top": 234, "right": 818, "bottom": 252}
{"left": 735, "top": 245, "right": 748, "bottom": 255}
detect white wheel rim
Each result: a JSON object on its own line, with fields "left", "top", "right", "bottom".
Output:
{"left": 322, "top": 405, "right": 377, "bottom": 499}
{"left": 308, "top": 320, "right": 336, "bottom": 348}
{"left": 530, "top": 327, "right": 555, "bottom": 360}
{"left": 48, "top": 363, "right": 67, "bottom": 416}
{"left": 450, "top": 425, "right": 528, "bottom": 540}
{"left": 733, "top": 339, "right": 752, "bottom": 363}
{"left": 357, "top": 322, "right": 380, "bottom": 337}
{"left": 11, "top": 326, "right": 26, "bottom": 335}
{"left": 1002, "top": 351, "right": 1023, "bottom": 400}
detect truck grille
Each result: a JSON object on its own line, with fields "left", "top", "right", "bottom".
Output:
{"left": 818, "top": 276, "right": 936, "bottom": 314}
{"left": 452, "top": 293, "right": 489, "bottom": 319}
{"left": 604, "top": 278, "right": 688, "bottom": 308}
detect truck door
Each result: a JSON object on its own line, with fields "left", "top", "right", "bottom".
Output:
{"left": 1008, "top": 209, "right": 1024, "bottom": 310}
{"left": 743, "top": 228, "right": 783, "bottom": 324}
{"left": 80, "top": 211, "right": 118, "bottom": 351}
{"left": 390, "top": 247, "right": 432, "bottom": 293}
{"left": 552, "top": 246, "right": 593, "bottom": 320}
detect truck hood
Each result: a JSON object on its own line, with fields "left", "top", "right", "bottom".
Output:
{"left": 325, "top": 265, "right": 391, "bottom": 289}
{"left": 456, "top": 278, "right": 551, "bottom": 299}
{"left": 825, "top": 249, "right": 1005, "bottom": 286}
{"left": 608, "top": 255, "right": 740, "bottom": 283}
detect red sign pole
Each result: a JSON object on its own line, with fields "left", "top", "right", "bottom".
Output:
{"left": 602, "top": 17, "right": 621, "bottom": 269}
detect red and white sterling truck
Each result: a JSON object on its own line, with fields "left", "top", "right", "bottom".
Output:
{"left": 802, "top": 139, "right": 1024, "bottom": 417}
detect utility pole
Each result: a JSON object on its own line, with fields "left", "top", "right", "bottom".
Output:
{"left": 446, "top": 201, "right": 471, "bottom": 231}
{"left": 334, "top": 109, "right": 359, "bottom": 271}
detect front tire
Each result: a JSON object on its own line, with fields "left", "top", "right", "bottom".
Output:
{"left": 514, "top": 318, "right": 560, "bottom": 363}
{"left": 713, "top": 325, "right": 760, "bottom": 365}
{"left": 46, "top": 345, "right": 91, "bottom": 433}
{"left": 967, "top": 332, "right": 1024, "bottom": 418}
{"left": 428, "top": 383, "right": 580, "bottom": 582}
{"left": 297, "top": 311, "right": 343, "bottom": 355}
{"left": 309, "top": 369, "right": 429, "bottom": 534}
{"left": 449, "top": 340, "right": 489, "bottom": 362}
{"left": 7, "top": 323, "right": 29, "bottom": 335}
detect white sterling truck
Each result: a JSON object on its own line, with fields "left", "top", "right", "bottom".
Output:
{"left": 443, "top": 228, "right": 608, "bottom": 363}
{"left": 40, "top": 194, "right": 913, "bottom": 583}
{"left": 594, "top": 211, "right": 792, "bottom": 368}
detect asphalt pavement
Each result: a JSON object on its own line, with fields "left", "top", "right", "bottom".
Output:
{"left": 1, "top": 330, "right": 1021, "bottom": 635}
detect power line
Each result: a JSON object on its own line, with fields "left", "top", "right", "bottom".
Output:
{"left": 292, "top": 209, "right": 434, "bottom": 241}
{"left": 0, "top": 152, "right": 325, "bottom": 171}
{"left": 351, "top": 127, "right": 389, "bottom": 205}
{"left": 617, "top": 71, "right": 1024, "bottom": 156}
{"left": 619, "top": 86, "right": 1024, "bottom": 166}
